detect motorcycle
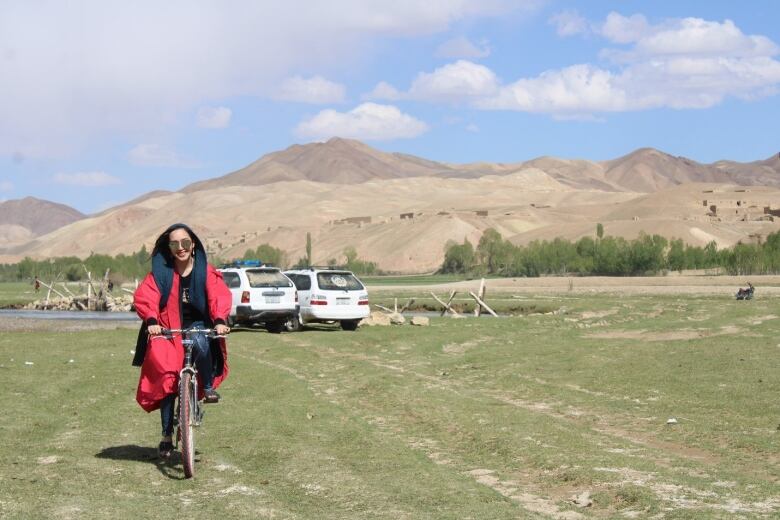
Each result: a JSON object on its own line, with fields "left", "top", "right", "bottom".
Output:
{"left": 735, "top": 282, "right": 754, "bottom": 300}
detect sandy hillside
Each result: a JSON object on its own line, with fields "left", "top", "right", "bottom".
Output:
{"left": 2, "top": 140, "right": 780, "bottom": 272}
{"left": 0, "top": 197, "right": 85, "bottom": 247}
{"left": 5, "top": 175, "right": 778, "bottom": 272}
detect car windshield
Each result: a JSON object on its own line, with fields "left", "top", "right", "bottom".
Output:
{"left": 317, "top": 272, "right": 364, "bottom": 291}
{"left": 246, "top": 269, "right": 292, "bottom": 288}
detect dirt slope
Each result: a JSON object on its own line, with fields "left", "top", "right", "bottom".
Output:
{"left": 0, "top": 197, "right": 84, "bottom": 236}
{"left": 3, "top": 141, "right": 780, "bottom": 272}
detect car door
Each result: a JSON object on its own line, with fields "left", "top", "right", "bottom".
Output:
{"left": 220, "top": 271, "right": 242, "bottom": 317}
{"left": 289, "top": 273, "right": 312, "bottom": 318}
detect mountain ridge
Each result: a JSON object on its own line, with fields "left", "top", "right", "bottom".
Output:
{"left": 180, "top": 138, "right": 780, "bottom": 194}
{"left": 0, "top": 196, "right": 85, "bottom": 236}
{"left": 2, "top": 140, "right": 779, "bottom": 272}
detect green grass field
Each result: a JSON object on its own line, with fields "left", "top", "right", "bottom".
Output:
{"left": 0, "top": 282, "right": 38, "bottom": 307}
{"left": 367, "top": 291, "right": 559, "bottom": 316}
{"left": 1, "top": 294, "right": 779, "bottom": 518}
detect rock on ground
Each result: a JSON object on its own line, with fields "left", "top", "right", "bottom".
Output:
{"left": 360, "top": 312, "right": 392, "bottom": 327}
{"left": 410, "top": 316, "right": 430, "bottom": 326}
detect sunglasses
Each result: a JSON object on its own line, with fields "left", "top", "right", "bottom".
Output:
{"left": 168, "top": 238, "right": 193, "bottom": 251}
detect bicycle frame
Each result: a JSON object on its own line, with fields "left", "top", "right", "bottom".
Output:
{"left": 179, "top": 333, "right": 201, "bottom": 426}
{"left": 157, "top": 327, "right": 223, "bottom": 477}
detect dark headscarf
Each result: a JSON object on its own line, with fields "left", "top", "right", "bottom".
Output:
{"left": 150, "top": 223, "right": 208, "bottom": 316}
{"left": 133, "top": 223, "right": 222, "bottom": 369}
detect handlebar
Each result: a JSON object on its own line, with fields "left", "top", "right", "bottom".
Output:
{"left": 149, "top": 327, "right": 228, "bottom": 340}
{"left": 163, "top": 328, "right": 215, "bottom": 334}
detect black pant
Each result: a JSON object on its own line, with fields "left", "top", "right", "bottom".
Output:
{"left": 159, "top": 322, "right": 213, "bottom": 436}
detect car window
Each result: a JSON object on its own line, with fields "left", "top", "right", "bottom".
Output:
{"left": 246, "top": 269, "right": 292, "bottom": 288}
{"left": 316, "top": 272, "right": 364, "bottom": 291}
{"left": 222, "top": 272, "right": 241, "bottom": 289}
{"left": 289, "top": 274, "right": 311, "bottom": 291}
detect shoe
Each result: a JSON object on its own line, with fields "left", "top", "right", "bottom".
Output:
{"left": 158, "top": 441, "right": 174, "bottom": 459}
{"left": 203, "top": 389, "right": 220, "bottom": 404}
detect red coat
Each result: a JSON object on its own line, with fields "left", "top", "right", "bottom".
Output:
{"left": 133, "top": 264, "right": 231, "bottom": 412}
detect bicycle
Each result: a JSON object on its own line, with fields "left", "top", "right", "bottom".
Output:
{"left": 157, "top": 327, "right": 225, "bottom": 478}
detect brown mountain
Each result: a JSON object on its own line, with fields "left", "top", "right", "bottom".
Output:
{"left": 601, "top": 148, "right": 734, "bottom": 192}
{"left": 183, "top": 139, "right": 780, "bottom": 195}
{"left": 183, "top": 137, "right": 457, "bottom": 192}
{"left": 522, "top": 156, "right": 617, "bottom": 191}
{"left": 0, "top": 197, "right": 85, "bottom": 236}
{"left": 2, "top": 141, "right": 780, "bottom": 272}
{"left": 711, "top": 152, "right": 780, "bottom": 186}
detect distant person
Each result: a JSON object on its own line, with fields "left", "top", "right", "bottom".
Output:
{"left": 33, "top": 278, "right": 40, "bottom": 292}
{"left": 107, "top": 280, "right": 114, "bottom": 292}
{"left": 132, "top": 223, "right": 231, "bottom": 459}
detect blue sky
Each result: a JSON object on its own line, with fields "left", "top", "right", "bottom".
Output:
{"left": 2, "top": 1, "right": 780, "bottom": 213}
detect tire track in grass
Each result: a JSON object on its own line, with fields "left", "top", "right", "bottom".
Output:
{"left": 235, "top": 350, "right": 559, "bottom": 519}
{"left": 319, "top": 348, "right": 715, "bottom": 464}
{"left": 232, "top": 350, "right": 524, "bottom": 519}
{"left": 269, "top": 346, "right": 778, "bottom": 516}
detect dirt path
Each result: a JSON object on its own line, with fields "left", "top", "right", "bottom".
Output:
{"left": 370, "top": 274, "right": 780, "bottom": 295}
{"left": 235, "top": 343, "right": 777, "bottom": 517}
{"left": 0, "top": 317, "right": 138, "bottom": 332}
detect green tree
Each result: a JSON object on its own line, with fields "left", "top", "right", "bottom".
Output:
{"left": 574, "top": 237, "right": 596, "bottom": 273}
{"left": 343, "top": 246, "right": 358, "bottom": 265}
{"left": 342, "top": 246, "right": 377, "bottom": 275}
{"left": 441, "top": 239, "right": 475, "bottom": 274}
{"left": 703, "top": 240, "right": 719, "bottom": 267}
{"left": 243, "top": 244, "right": 287, "bottom": 267}
{"left": 477, "top": 228, "right": 512, "bottom": 274}
{"left": 667, "top": 239, "right": 686, "bottom": 272}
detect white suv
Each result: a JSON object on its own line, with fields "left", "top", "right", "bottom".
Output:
{"left": 219, "top": 262, "right": 299, "bottom": 333}
{"left": 284, "top": 268, "right": 369, "bottom": 331}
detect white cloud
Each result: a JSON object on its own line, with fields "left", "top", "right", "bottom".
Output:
{"left": 619, "top": 56, "right": 780, "bottom": 109}
{"left": 598, "top": 12, "right": 649, "bottom": 44}
{"left": 364, "top": 81, "right": 402, "bottom": 101}
{"left": 475, "top": 14, "right": 780, "bottom": 116}
{"left": 549, "top": 10, "right": 589, "bottom": 37}
{"left": 435, "top": 36, "right": 490, "bottom": 59}
{"left": 409, "top": 60, "right": 499, "bottom": 102}
{"left": 128, "top": 144, "right": 200, "bottom": 168}
{"left": 295, "top": 103, "right": 428, "bottom": 141}
{"left": 197, "top": 106, "right": 232, "bottom": 129}
{"left": 0, "top": 1, "right": 537, "bottom": 158}
{"left": 478, "top": 64, "right": 627, "bottom": 113}
{"left": 53, "top": 171, "right": 121, "bottom": 187}
{"left": 634, "top": 17, "right": 778, "bottom": 58}
{"left": 274, "top": 76, "right": 346, "bottom": 104}
{"left": 465, "top": 123, "right": 479, "bottom": 132}
{"left": 0, "top": 180, "right": 13, "bottom": 192}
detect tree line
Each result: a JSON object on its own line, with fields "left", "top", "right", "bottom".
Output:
{"left": 0, "top": 247, "right": 153, "bottom": 284}
{"left": 4, "top": 228, "right": 777, "bottom": 283}
{"left": 440, "top": 227, "right": 780, "bottom": 277}
{"left": 0, "top": 240, "right": 380, "bottom": 283}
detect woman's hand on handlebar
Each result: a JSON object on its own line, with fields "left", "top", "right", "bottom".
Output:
{"left": 147, "top": 324, "right": 163, "bottom": 336}
{"left": 215, "top": 324, "right": 230, "bottom": 336}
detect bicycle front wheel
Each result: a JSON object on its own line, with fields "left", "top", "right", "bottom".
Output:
{"left": 179, "top": 372, "right": 196, "bottom": 478}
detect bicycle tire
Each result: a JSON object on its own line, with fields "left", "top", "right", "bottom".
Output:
{"left": 179, "top": 371, "right": 196, "bottom": 478}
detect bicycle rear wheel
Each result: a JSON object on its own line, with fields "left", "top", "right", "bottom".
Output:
{"left": 179, "top": 372, "right": 196, "bottom": 478}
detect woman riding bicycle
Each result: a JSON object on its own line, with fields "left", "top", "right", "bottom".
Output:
{"left": 133, "top": 223, "right": 231, "bottom": 458}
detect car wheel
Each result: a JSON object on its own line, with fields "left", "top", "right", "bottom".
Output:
{"left": 266, "top": 320, "right": 284, "bottom": 334}
{"left": 340, "top": 319, "right": 359, "bottom": 331}
{"left": 285, "top": 314, "right": 303, "bottom": 332}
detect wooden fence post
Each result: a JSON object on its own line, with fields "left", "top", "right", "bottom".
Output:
{"left": 431, "top": 291, "right": 460, "bottom": 317}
